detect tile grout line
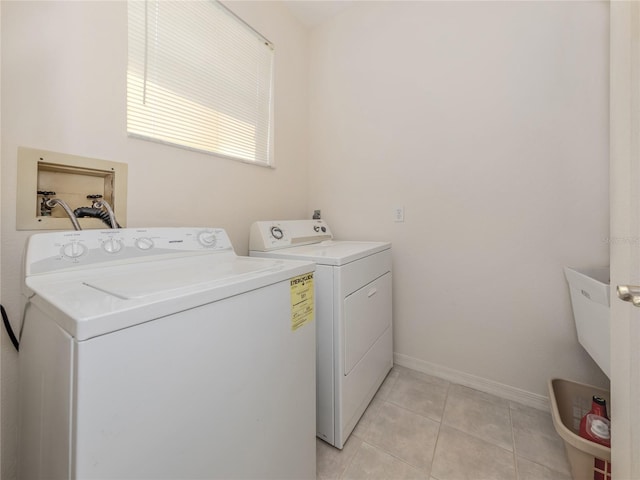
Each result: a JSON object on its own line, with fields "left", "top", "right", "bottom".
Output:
{"left": 350, "top": 369, "right": 448, "bottom": 477}
{"left": 353, "top": 398, "right": 438, "bottom": 475}
{"left": 336, "top": 440, "right": 359, "bottom": 480}
{"left": 428, "top": 380, "right": 451, "bottom": 480}
{"left": 385, "top": 397, "right": 446, "bottom": 425}
{"left": 360, "top": 437, "right": 432, "bottom": 478}
{"left": 438, "top": 384, "right": 515, "bottom": 455}
{"left": 509, "top": 401, "right": 519, "bottom": 480}
{"left": 509, "top": 401, "right": 573, "bottom": 478}
{"left": 324, "top": 365, "right": 575, "bottom": 480}
{"left": 337, "top": 369, "right": 404, "bottom": 479}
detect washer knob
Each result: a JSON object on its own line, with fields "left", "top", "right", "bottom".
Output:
{"left": 270, "top": 226, "right": 284, "bottom": 240}
{"left": 61, "top": 242, "right": 87, "bottom": 259}
{"left": 135, "top": 237, "right": 155, "bottom": 251}
{"left": 198, "top": 230, "right": 218, "bottom": 247}
{"left": 102, "top": 238, "right": 124, "bottom": 254}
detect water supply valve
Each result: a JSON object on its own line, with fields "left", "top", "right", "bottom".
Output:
{"left": 37, "top": 190, "right": 56, "bottom": 216}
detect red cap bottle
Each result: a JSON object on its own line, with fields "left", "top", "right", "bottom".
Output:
{"left": 591, "top": 396, "right": 609, "bottom": 420}
{"left": 579, "top": 396, "right": 611, "bottom": 448}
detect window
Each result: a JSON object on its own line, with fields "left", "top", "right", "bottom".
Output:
{"left": 127, "top": 1, "right": 275, "bottom": 166}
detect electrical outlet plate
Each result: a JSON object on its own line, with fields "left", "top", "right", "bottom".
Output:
{"left": 394, "top": 206, "right": 404, "bottom": 222}
{"left": 16, "top": 147, "right": 128, "bottom": 230}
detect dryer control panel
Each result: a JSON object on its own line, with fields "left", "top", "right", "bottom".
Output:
{"left": 250, "top": 220, "right": 333, "bottom": 251}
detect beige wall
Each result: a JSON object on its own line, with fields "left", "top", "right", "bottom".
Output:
{"left": 0, "top": 0, "right": 613, "bottom": 476}
{"left": 0, "top": 1, "right": 309, "bottom": 478}
{"left": 308, "top": 1, "right": 610, "bottom": 398}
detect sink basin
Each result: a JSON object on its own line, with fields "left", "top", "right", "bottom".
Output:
{"left": 564, "top": 266, "right": 610, "bottom": 378}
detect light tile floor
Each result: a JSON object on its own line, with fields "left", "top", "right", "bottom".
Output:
{"left": 317, "top": 365, "right": 572, "bottom": 480}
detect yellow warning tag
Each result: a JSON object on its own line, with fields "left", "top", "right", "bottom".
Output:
{"left": 290, "top": 273, "right": 314, "bottom": 331}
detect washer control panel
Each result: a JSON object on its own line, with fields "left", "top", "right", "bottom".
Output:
{"left": 249, "top": 219, "right": 333, "bottom": 251}
{"left": 26, "top": 227, "right": 234, "bottom": 275}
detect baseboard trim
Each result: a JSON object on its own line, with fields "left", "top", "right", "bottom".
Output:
{"left": 393, "top": 353, "right": 549, "bottom": 411}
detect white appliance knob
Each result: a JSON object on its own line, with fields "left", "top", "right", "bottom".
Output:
{"left": 135, "top": 237, "right": 154, "bottom": 250}
{"left": 198, "top": 231, "right": 218, "bottom": 247}
{"left": 271, "top": 226, "right": 284, "bottom": 240}
{"left": 102, "top": 238, "right": 124, "bottom": 254}
{"left": 61, "top": 242, "right": 87, "bottom": 259}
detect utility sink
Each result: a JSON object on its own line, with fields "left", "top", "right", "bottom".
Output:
{"left": 564, "top": 266, "right": 611, "bottom": 377}
{"left": 564, "top": 266, "right": 610, "bottom": 378}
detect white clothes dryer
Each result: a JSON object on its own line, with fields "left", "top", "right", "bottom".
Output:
{"left": 19, "top": 227, "right": 316, "bottom": 479}
{"left": 250, "top": 219, "right": 392, "bottom": 449}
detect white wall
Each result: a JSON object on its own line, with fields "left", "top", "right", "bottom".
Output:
{"left": 0, "top": 2, "right": 309, "bottom": 478}
{"left": 308, "top": 1, "right": 610, "bottom": 399}
{"left": 0, "top": 0, "right": 613, "bottom": 476}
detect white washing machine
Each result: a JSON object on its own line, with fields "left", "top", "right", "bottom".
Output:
{"left": 250, "top": 219, "right": 392, "bottom": 449}
{"left": 19, "top": 227, "right": 316, "bottom": 479}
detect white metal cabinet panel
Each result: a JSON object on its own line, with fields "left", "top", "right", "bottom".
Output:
{"left": 73, "top": 281, "right": 316, "bottom": 479}
{"left": 315, "top": 265, "right": 336, "bottom": 445}
{"left": 19, "top": 303, "right": 74, "bottom": 480}
{"left": 340, "top": 328, "right": 393, "bottom": 443}
{"left": 25, "top": 254, "right": 311, "bottom": 342}
{"left": 20, "top": 227, "right": 317, "bottom": 479}
{"left": 344, "top": 272, "right": 392, "bottom": 375}
{"left": 338, "top": 249, "right": 392, "bottom": 297}
{"left": 249, "top": 221, "right": 393, "bottom": 450}
{"left": 333, "top": 254, "right": 393, "bottom": 449}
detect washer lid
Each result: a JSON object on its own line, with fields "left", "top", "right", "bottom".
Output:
{"left": 251, "top": 240, "right": 391, "bottom": 266}
{"left": 83, "top": 256, "right": 277, "bottom": 299}
{"left": 26, "top": 254, "right": 315, "bottom": 341}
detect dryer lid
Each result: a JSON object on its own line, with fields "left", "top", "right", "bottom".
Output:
{"left": 252, "top": 240, "right": 390, "bottom": 266}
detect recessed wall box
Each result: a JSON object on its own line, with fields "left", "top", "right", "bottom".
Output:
{"left": 17, "top": 147, "right": 128, "bottom": 230}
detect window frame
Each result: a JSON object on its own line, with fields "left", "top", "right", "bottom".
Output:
{"left": 127, "top": 0, "right": 275, "bottom": 167}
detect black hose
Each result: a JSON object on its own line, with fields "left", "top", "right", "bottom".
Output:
{"left": 1, "top": 304, "right": 19, "bottom": 352}
{"left": 74, "top": 207, "right": 121, "bottom": 228}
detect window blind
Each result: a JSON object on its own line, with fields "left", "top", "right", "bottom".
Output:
{"left": 127, "top": 0, "right": 275, "bottom": 166}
